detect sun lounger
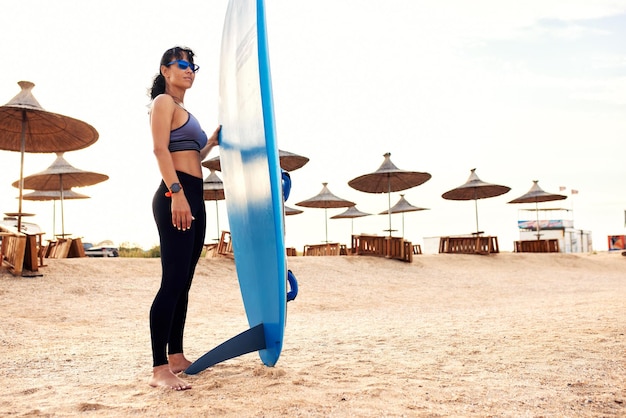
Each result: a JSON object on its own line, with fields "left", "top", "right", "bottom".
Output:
{"left": 514, "top": 239, "right": 559, "bottom": 253}
{"left": 439, "top": 235, "right": 500, "bottom": 255}
{"left": 217, "top": 231, "right": 234, "bottom": 258}
{"left": 303, "top": 243, "right": 342, "bottom": 256}
{"left": 351, "top": 234, "right": 414, "bottom": 262}
{"left": 1, "top": 226, "right": 27, "bottom": 276}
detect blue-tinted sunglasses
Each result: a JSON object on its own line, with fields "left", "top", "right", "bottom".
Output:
{"left": 167, "top": 59, "right": 200, "bottom": 73}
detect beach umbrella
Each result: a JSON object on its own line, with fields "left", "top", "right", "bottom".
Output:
{"left": 295, "top": 182, "right": 355, "bottom": 243}
{"left": 348, "top": 152, "right": 431, "bottom": 237}
{"left": 13, "top": 152, "right": 108, "bottom": 237}
{"left": 22, "top": 189, "right": 90, "bottom": 237}
{"left": 284, "top": 205, "right": 303, "bottom": 216}
{"left": 283, "top": 206, "right": 303, "bottom": 245}
{"left": 442, "top": 168, "right": 511, "bottom": 235}
{"left": 22, "top": 189, "right": 90, "bottom": 201}
{"left": 379, "top": 194, "right": 428, "bottom": 238}
{"left": 0, "top": 81, "right": 99, "bottom": 231}
{"left": 203, "top": 149, "right": 309, "bottom": 172}
{"left": 331, "top": 205, "right": 371, "bottom": 236}
{"left": 508, "top": 180, "right": 567, "bottom": 239}
{"left": 203, "top": 170, "right": 226, "bottom": 241}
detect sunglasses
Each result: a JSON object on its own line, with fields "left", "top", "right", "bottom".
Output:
{"left": 167, "top": 60, "right": 200, "bottom": 73}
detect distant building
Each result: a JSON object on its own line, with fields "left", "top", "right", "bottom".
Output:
{"left": 516, "top": 208, "right": 592, "bottom": 253}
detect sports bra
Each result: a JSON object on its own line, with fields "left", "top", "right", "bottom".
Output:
{"left": 168, "top": 112, "right": 208, "bottom": 153}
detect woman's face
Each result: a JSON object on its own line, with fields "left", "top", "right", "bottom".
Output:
{"left": 162, "top": 52, "right": 197, "bottom": 89}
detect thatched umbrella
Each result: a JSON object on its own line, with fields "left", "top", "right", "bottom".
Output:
{"left": 379, "top": 194, "right": 428, "bottom": 238}
{"left": 442, "top": 168, "right": 510, "bottom": 235}
{"left": 331, "top": 205, "right": 371, "bottom": 236}
{"left": 203, "top": 170, "right": 226, "bottom": 241}
{"left": 0, "top": 81, "right": 99, "bottom": 230}
{"left": 284, "top": 205, "right": 303, "bottom": 216}
{"left": 296, "top": 183, "right": 355, "bottom": 243}
{"left": 508, "top": 180, "right": 567, "bottom": 239}
{"left": 22, "top": 189, "right": 89, "bottom": 237}
{"left": 203, "top": 149, "right": 309, "bottom": 172}
{"left": 348, "top": 152, "right": 431, "bottom": 236}
{"left": 22, "top": 189, "right": 89, "bottom": 201}
{"left": 13, "top": 152, "right": 108, "bottom": 237}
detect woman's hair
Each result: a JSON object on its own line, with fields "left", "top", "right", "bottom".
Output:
{"left": 148, "top": 46, "right": 196, "bottom": 99}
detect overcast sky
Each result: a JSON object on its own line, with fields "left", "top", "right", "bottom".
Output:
{"left": 1, "top": 0, "right": 625, "bottom": 251}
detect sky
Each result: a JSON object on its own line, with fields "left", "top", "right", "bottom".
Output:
{"left": 1, "top": 0, "right": 625, "bottom": 252}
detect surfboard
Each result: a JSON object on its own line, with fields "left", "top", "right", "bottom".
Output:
{"left": 186, "top": 0, "right": 296, "bottom": 375}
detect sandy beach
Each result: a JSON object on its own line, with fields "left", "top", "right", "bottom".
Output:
{"left": 0, "top": 252, "right": 624, "bottom": 417}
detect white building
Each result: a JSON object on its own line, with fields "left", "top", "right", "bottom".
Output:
{"left": 516, "top": 208, "right": 592, "bottom": 253}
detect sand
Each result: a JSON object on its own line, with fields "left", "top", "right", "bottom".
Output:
{"left": 0, "top": 252, "right": 624, "bottom": 417}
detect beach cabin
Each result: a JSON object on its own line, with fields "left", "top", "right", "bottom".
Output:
{"left": 515, "top": 208, "right": 592, "bottom": 253}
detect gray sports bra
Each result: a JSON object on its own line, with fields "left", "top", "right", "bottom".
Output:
{"left": 168, "top": 112, "right": 208, "bottom": 152}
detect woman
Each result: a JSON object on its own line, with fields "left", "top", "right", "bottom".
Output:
{"left": 148, "top": 46, "right": 220, "bottom": 390}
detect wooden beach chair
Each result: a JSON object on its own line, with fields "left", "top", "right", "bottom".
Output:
{"left": 217, "top": 231, "right": 234, "bottom": 258}
{"left": 0, "top": 226, "right": 27, "bottom": 276}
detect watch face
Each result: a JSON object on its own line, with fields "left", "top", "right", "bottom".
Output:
{"left": 171, "top": 183, "right": 182, "bottom": 193}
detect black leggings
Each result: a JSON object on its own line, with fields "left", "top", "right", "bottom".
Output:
{"left": 150, "top": 171, "right": 206, "bottom": 367}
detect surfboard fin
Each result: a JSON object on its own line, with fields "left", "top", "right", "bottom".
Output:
{"left": 185, "top": 323, "right": 266, "bottom": 375}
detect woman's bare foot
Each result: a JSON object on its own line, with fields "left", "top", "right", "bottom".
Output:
{"left": 149, "top": 364, "right": 191, "bottom": 390}
{"left": 168, "top": 353, "right": 192, "bottom": 374}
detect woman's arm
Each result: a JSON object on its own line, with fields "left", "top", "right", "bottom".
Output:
{"left": 151, "top": 95, "right": 193, "bottom": 230}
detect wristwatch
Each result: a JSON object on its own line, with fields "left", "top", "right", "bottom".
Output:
{"left": 169, "top": 183, "right": 182, "bottom": 194}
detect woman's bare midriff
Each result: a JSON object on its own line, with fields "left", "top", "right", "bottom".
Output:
{"left": 171, "top": 150, "right": 203, "bottom": 178}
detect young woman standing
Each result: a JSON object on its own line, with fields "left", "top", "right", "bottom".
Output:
{"left": 148, "top": 46, "right": 220, "bottom": 390}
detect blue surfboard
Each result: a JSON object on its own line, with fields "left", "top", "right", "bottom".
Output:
{"left": 186, "top": 0, "right": 296, "bottom": 375}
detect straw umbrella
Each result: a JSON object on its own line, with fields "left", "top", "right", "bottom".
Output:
{"left": 203, "top": 149, "right": 309, "bottom": 172}
{"left": 13, "top": 152, "right": 108, "bottom": 237}
{"left": 295, "top": 183, "right": 355, "bottom": 243}
{"left": 331, "top": 205, "right": 371, "bottom": 236}
{"left": 203, "top": 170, "right": 226, "bottom": 241}
{"left": 379, "top": 194, "right": 428, "bottom": 238}
{"left": 0, "top": 81, "right": 99, "bottom": 231}
{"left": 508, "top": 180, "right": 567, "bottom": 239}
{"left": 22, "top": 189, "right": 90, "bottom": 237}
{"left": 441, "top": 168, "right": 510, "bottom": 235}
{"left": 283, "top": 206, "right": 303, "bottom": 250}
{"left": 284, "top": 205, "right": 303, "bottom": 216}
{"left": 348, "top": 152, "right": 431, "bottom": 237}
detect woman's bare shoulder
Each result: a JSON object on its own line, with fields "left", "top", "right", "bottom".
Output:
{"left": 151, "top": 94, "right": 176, "bottom": 116}
{"left": 152, "top": 94, "right": 175, "bottom": 106}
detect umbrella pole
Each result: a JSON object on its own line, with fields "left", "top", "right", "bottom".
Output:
{"left": 387, "top": 176, "right": 392, "bottom": 238}
{"left": 535, "top": 201, "right": 541, "bottom": 240}
{"left": 324, "top": 208, "right": 328, "bottom": 243}
{"left": 386, "top": 176, "right": 392, "bottom": 258}
{"left": 402, "top": 212, "right": 405, "bottom": 238}
{"left": 215, "top": 200, "right": 220, "bottom": 241}
{"left": 17, "top": 113, "right": 27, "bottom": 232}
{"left": 472, "top": 188, "right": 480, "bottom": 235}
{"left": 52, "top": 200, "right": 56, "bottom": 237}
{"left": 60, "top": 174, "right": 65, "bottom": 237}
{"left": 474, "top": 198, "right": 479, "bottom": 235}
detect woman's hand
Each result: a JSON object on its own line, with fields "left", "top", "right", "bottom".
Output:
{"left": 170, "top": 193, "right": 193, "bottom": 231}
{"left": 201, "top": 125, "right": 221, "bottom": 160}
{"left": 209, "top": 125, "right": 221, "bottom": 147}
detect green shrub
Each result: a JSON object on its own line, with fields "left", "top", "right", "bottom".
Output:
{"left": 118, "top": 243, "right": 160, "bottom": 258}
{"left": 146, "top": 245, "right": 161, "bottom": 258}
